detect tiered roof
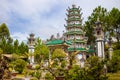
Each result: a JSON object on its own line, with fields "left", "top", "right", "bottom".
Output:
{"left": 65, "top": 5, "right": 87, "bottom": 52}
{"left": 46, "top": 39, "right": 71, "bottom": 46}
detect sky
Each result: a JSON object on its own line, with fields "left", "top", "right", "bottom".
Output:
{"left": 0, "top": 0, "right": 120, "bottom": 42}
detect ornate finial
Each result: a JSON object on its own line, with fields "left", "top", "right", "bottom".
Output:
{"left": 72, "top": 4, "right": 76, "bottom": 8}
{"left": 30, "top": 33, "right": 34, "bottom": 36}
{"left": 57, "top": 33, "right": 60, "bottom": 39}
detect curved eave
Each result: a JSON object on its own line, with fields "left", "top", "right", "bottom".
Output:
{"left": 68, "top": 47, "right": 87, "bottom": 52}
{"left": 47, "top": 43, "right": 70, "bottom": 48}
{"left": 86, "top": 49, "right": 95, "bottom": 53}
{"left": 68, "top": 40, "right": 85, "bottom": 43}
{"left": 67, "top": 14, "right": 80, "bottom": 17}
{"left": 66, "top": 31, "right": 84, "bottom": 35}
{"left": 68, "top": 8, "right": 80, "bottom": 12}
{"left": 46, "top": 40, "right": 72, "bottom": 46}
{"left": 66, "top": 19, "right": 81, "bottom": 22}
{"left": 65, "top": 24, "right": 82, "bottom": 28}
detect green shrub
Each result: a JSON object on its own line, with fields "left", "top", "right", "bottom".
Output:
{"left": 11, "top": 59, "right": 27, "bottom": 73}
{"left": 45, "top": 72, "right": 54, "bottom": 80}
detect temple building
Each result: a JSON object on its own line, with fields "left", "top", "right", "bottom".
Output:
{"left": 65, "top": 4, "right": 88, "bottom": 66}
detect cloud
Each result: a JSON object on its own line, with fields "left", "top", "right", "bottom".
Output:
{"left": 0, "top": 0, "right": 120, "bottom": 42}
{"left": 11, "top": 32, "right": 28, "bottom": 43}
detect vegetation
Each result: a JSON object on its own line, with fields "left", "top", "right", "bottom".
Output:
{"left": 34, "top": 38, "right": 49, "bottom": 66}
{"left": 0, "top": 50, "right": 11, "bottom": 79}
{"left": 10, "top": 59, "right": 27, "bottom": 73}
{"left": 65, "top": 56, "right": 108, "bottom": 80}
{"left": 84, "top": 6, "right": 120, "bottom": 45}
{"left": 0, "top": 5, "right": 120, "bottom": 80}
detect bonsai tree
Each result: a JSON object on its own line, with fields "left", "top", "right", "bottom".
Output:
{"left": 64, "top": 56, "right": 108, "bottom": 80}
{"left": 34, "top": 38, "right": 49, "bottom": 67}
{"left": 10, "top": 59, "right": 27, "bottom": 73}
{"left": 45, "top": 72, "right": 54, "bottom": 80}
{"left": 47, "top": 49, "right": 67, "bottom": 80}
{"left": 0, "top": 50, "right": 11, "bottom": 79}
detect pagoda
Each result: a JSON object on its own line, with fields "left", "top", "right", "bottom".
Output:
{"left": 65, "top": 4, "right": 87, "bottom": 66}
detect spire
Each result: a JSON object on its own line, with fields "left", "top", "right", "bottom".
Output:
{"left": 57, "top": 33, "right": 60, "bottom": 39}
{"left": 72, "top": 4, "right": 76, "bottom": 8}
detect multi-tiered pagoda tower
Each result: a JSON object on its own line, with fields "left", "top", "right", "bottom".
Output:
{"left": 65, "top": 4, "right": 87, "bottom": 66}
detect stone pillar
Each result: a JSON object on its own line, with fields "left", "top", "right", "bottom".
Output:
{"left": 94, "top": 18, "right": 105, "bottom": 59}
{"left": 28, "top": 46, "right": 35, "bottom": 65}
{"left": 80, "top": 53, "right": 86, "bottom": 68}
{"left": 108, "top": 37, "right": 113, "bottom": 60}
{"left": 28, "top": 33, "right": 35, "bottom": 65}
{"left": 109, "top": 47, "right": 113, "bottom": 60}
{"left": 96, "top": 38, "right": 105, "bottom": 59}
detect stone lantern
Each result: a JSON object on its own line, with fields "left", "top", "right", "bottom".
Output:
{"left": 108, "top": 37, "right": 113, "bottom": 60}
{"left": 94, "top": 18, "right": 105, "bottom": 59}
{"left": 27, "top": 33, "right": 35, "bottom": 65}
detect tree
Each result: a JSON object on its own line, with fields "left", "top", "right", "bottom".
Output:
{"left": 84, "top": 6, "right": 108, "bottom": 45}
{"left": 0, "top": 23, "right": 10, "bottom": 40}
{"left": 52, "top": 49, "right": 66, "bottom": 62}
{"left": 11, "top": 59, "right": 27, "bottom": 73}
{"left": 45, "top": 49, "right": 68, "bottom": 80}
{"left": 13, "top": 39, "right": 19, "bottom": 54}
{"left": 19, "top": 41, "right": 28, "bottom": 54}
{"left": 51, "top": 48, "right": 67, "bottom": 69}
{"left": 34, "top": 38, "right": 49, "bottom": 66}
{"left": 107, "top": 8, "right": 120, "bottom": 42}
{"left": 107, "top": 49, "right": 120, "bottom": 73}
{"left": 0, "top": 23, "right": 13, "bottom": 54}
{"left": 65, "top": 56, "right": 108, "bottom": 80}
{"left": 0, "top": 52, "right": 11, "bottom": 79}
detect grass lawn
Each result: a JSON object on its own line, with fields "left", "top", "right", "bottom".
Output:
{"left": 108, "top": 71, "right": 120, "bottom": 80}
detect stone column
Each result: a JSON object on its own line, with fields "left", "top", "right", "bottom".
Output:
{"left": 109, "top": 47, "right": 113, "bottom": 60}
{"left": 96, "top": 38, "right": 105, "bottom": 59}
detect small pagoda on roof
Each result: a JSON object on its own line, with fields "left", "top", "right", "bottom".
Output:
{"left": 65, "top": 4, "right": 87, "bottom": 52}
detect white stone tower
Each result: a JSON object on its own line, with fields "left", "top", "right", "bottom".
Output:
{"left": 94, "top": 18, "right": 105, "bottom": 59}
{"left": 28, "top": 33, "right": 35, "bottom": 64}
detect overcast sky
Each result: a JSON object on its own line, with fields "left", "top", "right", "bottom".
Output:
{"left": 0, "top": 0, "right": 120, "bottom": 42}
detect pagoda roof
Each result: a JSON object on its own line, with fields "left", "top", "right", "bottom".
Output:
{"left": 68, "top": 47, "right": 86, "bottom": 51}
{"left": 86, "top": 46, "right": 95, "bottom": 53}
{"left": 67, "top": 13, "right": 80, "bottom": 17}
{"left": 68, "top": 47, "right": 95, "bottom": 53}
{"left": 86, "top": 49, "right": 95, "bottom": 53}
{"left": 66, "top": 31, "right": 84, "bottom": 35}
{"left": 46, "top": 39, "right": 72, "bottom": 46}
{"left": 68, "top": 8, "right": 80, "bottom": 12}
{"left": 67, "top": 39, "right": 86, "bottom": 43}
{"left": 66, "top": 24, "right": 82, "bottom": 28}
{"left": 67, "top": 18, "right": 81, "bottom": 21}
